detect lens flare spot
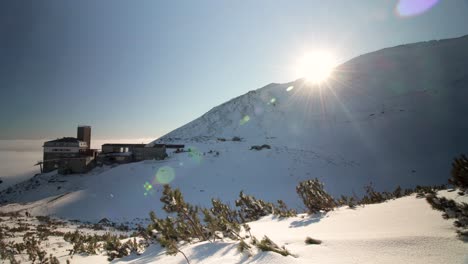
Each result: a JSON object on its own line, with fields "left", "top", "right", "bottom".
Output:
{"left": 187, "top": 147, "right": 203, "bottom": 164}
{"left": 144, "top": 182, "right": 153, "bottom": 191}
{"left": 155, "top": 166, "right": 175, "bottom": 184}
{"left": 143, "top": 182, "right": 154, "bottom": 196}
{"left": 286, "top": 86, "right": 294, "bottom": 92}
{"left": 396, "top": 0, "right": 439, "bottom": 17}
{"left": 240, "top": 115, "right": 250, "bottom": 125}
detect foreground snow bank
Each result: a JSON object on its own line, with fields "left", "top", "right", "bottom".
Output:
{"left": 1, "top": 194, "right": 466, "bottom": 263}
{"left": 116, "top": 195, "right": 467, "bottom": 264}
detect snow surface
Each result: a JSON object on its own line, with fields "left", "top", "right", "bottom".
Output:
{"left": 1, "top": 35, "right": 468, "bottom": 223}
{"left": 3, "top": 194, "right": 466, "bottom": 264}
{"left": 1, "top": 35, "right": 468, "bottom": 264}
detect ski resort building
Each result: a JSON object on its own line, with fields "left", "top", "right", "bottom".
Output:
{"left": 40, "top": 125, "right": 180, "bottom": 174}
{"left": 99, "top": 143, "right": 167, "bottom": 164}
{"left": 42, "top": 126, "right": 98, "bottom": 174}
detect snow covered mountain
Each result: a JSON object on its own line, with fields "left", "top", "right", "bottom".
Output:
{"left": 1, "top": 35, "right": 468, "bottom": 222}
{"left": 157, "top": 36, "right": 468, "bottom": 145}
{"left": 152, "top": 34, "right": 468, "bottom": 192}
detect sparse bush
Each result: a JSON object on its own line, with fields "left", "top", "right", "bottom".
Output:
{"left": 0, "top": 211, "right": 21, "bottom": 217}
{"left": 147, "top": 185, "right": 208, "bottom": 263}
{"left": 450, "top": 155, "right": 468, "bottom": 193}
{"left": 305, "top": 236, "right": 322, "bottom": 245}
{"left": 416, "top": 157, "right": 467, "bottom": 239}
{"left": 50, "top": 254, "right": 60, "bottom": 264}
{"left": 250, "top": 144, "right": 271, "bottom": 151}
{"left": 256, "top": 236, "right": 294, "bottom": 257}
{"left": 23, "top": 233, "right": 48, "bottom": 263}
{"left": 36, "top": 224, "right": 65, "bottom": 241}
{"left": 296, "top": 179, "right": 335, "bottom": 214}
{"left": 426, "top": 194, "right": 468, "bottom": 234}
{"left": 274, "top": 200, "right": 297, "bottom": 217}
{"left": 0, "top": 240, "right": 20, "bottom": 263}
{"left": 393, "top": 185, "right": 402, "bottom": 199}
{"left": 403, "top": 188, "right": 414, "bottom": 196}
{"left": 115, "top": 223, "right": 130, "bottom": 232}
{"left": 91, "top": 223, "right": 105, "bottom": 230}
{"left": 9, "top": 223, "right": 30, "bottom": 233}
{"left": 104, "top": 236, "right": 148, "bottom": 261}
{"left": 235, "top": 191, "right": 275, "bottom": 222}
{"left": 64, "top": 230, "right": 108, "bottom": 255}
{"left": 360, "top": 183, "right": 386, "bottom": 204}
{"left": 104, "top": 235, "right": 123, "bottom": 260}
{"left": 234, "top": 193, "right": 295, "bottom": 221}
{"left": 415, "top": 185, "right": 435, "bottom": 198}
{"left": 36, "top": 215, "right": 51, "bottom": 223}
{"left": 337, "top": 195, "right": 357, "bottom": 209}
{"left": 159, "top": 185, "right": 207, "bottom": 241}
{"left": 237, "top": 239, "right": 251, "bottom": 255}
{"left": 203, "top": 198, "right": 241, "bottom": 240}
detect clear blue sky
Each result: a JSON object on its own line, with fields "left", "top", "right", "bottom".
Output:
{"left": 1, "top": 0, "right": 468, "bottom": 139}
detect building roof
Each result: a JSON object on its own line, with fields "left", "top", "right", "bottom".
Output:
{"left": 102, "top": 143, "right": 146, "bottom": 147}
{"left": 45, "top": 137, "right": 81, "bottom": 143}
{"left": 165, "top": 144, "right": 185, "bottom": 149}
{"left": 101, "top": 143, "right": 166, "bottom": 148}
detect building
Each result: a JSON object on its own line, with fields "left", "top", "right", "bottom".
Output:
{"left": 101, "top": 143, "right": 146, "bottom": 154}
{"left": 42, "top": 126, "right": 97, "bottom": 174}
{"left": 77, "top": 126, "right": 91, "bottom": 149}
{"left": 99, "top": 143, "right": 167, "bottom": 164}
{"left": 40, "top": 125, "right": 175, "bottom": 173}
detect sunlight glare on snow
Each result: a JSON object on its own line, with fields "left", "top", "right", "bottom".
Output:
{"left": 395, "top": 0, "right": 439, "bottom": 17}
{"left": 154, "top": 166, "right": 175, "bottom": 184}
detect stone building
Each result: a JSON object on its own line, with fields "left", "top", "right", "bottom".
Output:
{"left": 101, "top": 143, "right": 146, "bottom": 154}
{"left": 99, "top": 143, "right": 167, "bottom": 164}
{"left": 42, "top": 126, "right": 97, "bottom": 173}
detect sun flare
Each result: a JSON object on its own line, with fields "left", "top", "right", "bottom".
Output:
{"left": 296, "top": 51, "right": 336, "bottom": 84}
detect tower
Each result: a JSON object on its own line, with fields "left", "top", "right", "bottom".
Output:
{"left": 77, "top": 126, "right": 91, "bottom": 149}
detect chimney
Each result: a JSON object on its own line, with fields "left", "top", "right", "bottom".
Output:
{"left": 77, "top": 126, "right": 91, "bottom": 149}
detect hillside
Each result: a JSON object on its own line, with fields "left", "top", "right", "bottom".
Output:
{"left": 1, "top": 35, "right": 468, "bottom": 222}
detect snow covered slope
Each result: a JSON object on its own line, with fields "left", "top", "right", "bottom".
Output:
{"left": 1, "top": 35, "right": 468, "bottom": 222}
{"left": 152, "top": 34, "right": 468, "bottom": 191}
{"left": 2, "top": 194, "right": 466, "bottom": 264}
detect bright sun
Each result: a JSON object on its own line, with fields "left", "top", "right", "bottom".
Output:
{"left": 296, "top": 51, "right": 336, "bottom": 84}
